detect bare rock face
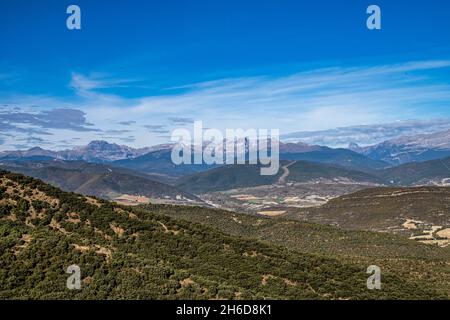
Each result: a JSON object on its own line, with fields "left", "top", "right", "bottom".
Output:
{"left": 360, "top": 129, "right": 450, "bottom": 165}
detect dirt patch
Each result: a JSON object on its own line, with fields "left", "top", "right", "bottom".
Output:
{"left": 179, "top": 278, "right": 195, "bottom": 287}
{"left": 158, "top": 221, "right": 180, "bottom": 235}
{"left": 258, "top": 210, "right": 286, "bottom": 217}
{"left": 114, "top": 194, "right": 150, "bottom": 206}
{"left": 95, "top": 245, "right": 113, "bottom": 261}
{"left": 436, "top": 228, "right": 450, "bottom": 239}
{"left": 261, "top": 274, "right": 297, "bottom": 286}
{"left": 86, "top": 197, "right": 101, "bottom": 207}
{"left": 72, "top": 244, "right": 90, "bottom": 252}
{"left": 13, "top": 234, "right": 32, "bottom": 255}
{"left": 110, "top": 223, "right": 125, "bottom": 237}
{"left": 50, "top": 218, "right": 69, "bottom": 235}
{"left": 402, "top": 219, "right": 423, "bottom": 230}
{"left": 66, "top": 212, "right": 81, "bottom": 224}
{"left": 83, "top": 276, "right": 93, "bottom": 285}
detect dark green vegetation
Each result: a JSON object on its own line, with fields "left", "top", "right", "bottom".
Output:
{"left": 176, "top": 157, "right": 450, "bottom": 194}
{"left": 113, "top": 149, "right": 218, "bottom": 176}
{"left": 283, "top": 161, "right": 382, "bottom": 184}
{"left": 0, "top": 161, "right": 197, "bottom": 201}
{"left": 287, "top": 186, "right": 450, "bottom": 230}
{"left": 176, "top": 164, "right": 282, "bottom": 193}
{"left": 0, "top": 171, "right": 447, "bottom": 299}
{"left": 143, "top": 202, "right": 450, "bottom": 299}
{"left": 176, "top": 161, "right": 382, "bottom": 194}
{"left": 280, "top": 147, "right": 388, "bottom": 171}
{"left": 378, "top": 156, "right": 450, "bottom": 185}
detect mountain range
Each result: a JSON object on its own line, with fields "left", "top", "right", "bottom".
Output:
{"left": 350, "top": 129, "right": 450, "bottom": 165}
{"left": 3, "top": 127, "right": 450, "bottom": 172}
{"left": 0, "top": 141, "right": 171, "bottom": 163}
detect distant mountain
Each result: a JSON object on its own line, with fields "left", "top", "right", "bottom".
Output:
{"left": 0, "top": 141, "right": 172, "bottom": 163}
{"left": 282, "top": 119, "right": 450, "bottom": 147}
{"left": 0, "top": 160, "right": 199, "bottom": 202}
{"left": 279, "top": 141, "right": 322, "bottom": 153}
{"left": 0, "top": 140, "right": 390, "bottom": 176}
{"left": 354, "top": 129, "right": 450, "bottom": 165}
{"left": 113, "top": 148, "right": 219, "bottom": 176}
{"left": 176, "top": 161, "right": 383, "bottom": 194}
{"left": 57, "top": 140, "right": 154, "bottom": 162}
{"left": 0, "top": 147, "right": 58, "bottom": 160}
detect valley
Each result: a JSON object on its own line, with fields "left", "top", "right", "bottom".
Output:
{"left": 0, "top": 171, "right": 449, "bottom": 299}
{"left": 0, "top": 134, "right": 449, "bottom": 300}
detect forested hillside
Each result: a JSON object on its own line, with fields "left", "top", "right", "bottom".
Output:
{"left": 0, "top": 171, "right": 447, "bottom": 299}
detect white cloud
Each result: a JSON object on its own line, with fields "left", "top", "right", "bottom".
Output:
{"left": 1, "top": 59, "right": 450, "bottom": 150}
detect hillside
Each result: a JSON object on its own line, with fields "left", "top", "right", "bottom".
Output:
{"left": 282, "top": 161, "right": 382, "bottom": 184}
{"left": 148, "top": 203, "right": 450, "bottom": 296}
{"left": 1, "top": 171, "right": 445, "bottom": 299}
{"left": 0, "top": 161, "right": 197, "bottom": 203}
{"left": 176, "top": 161, "right": 383, "bottom": 194}
{"left": 378, "top": 156, "right": 450, "bottom": 186}
{"left": 280, "top": 147, "right": 389, "bottom": 171}
{"left": 113, "top": 149, "right": 218, "bottom": 176}
{"left": 359, "top": 129, "right": 450, "bottom": 165}
{"left": 286, "top": 187, "right": 450, "bottom": 237}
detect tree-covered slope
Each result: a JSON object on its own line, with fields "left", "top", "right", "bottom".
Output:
{"left": 0, "top": 171, "right": 446, "bottom": 299}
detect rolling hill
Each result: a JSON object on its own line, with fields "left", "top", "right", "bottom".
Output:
{"left": 1, "top": 171, "right": 445, "bottom": 299}
{"left": 176, "top": 161, "right": 383, "bottom": 194}
{"left": 113, "top": 148, "right": 218, "bottom": 176}
{"left": 286, "top": 186, "right": 450, "bottom": 233}
{"left": 280, "top": 147, "right": 389, "bottom": 171}
{"left": 0, "top": 160, "right": 198, "bottom": 202}
{"left": 378, "top": 156, "right": 450, "bottom": 186}
{"left": 148, "top": 201, "right": 450, "bottom": 297}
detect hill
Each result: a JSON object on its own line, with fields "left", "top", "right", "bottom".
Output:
{"left": 0, "top": 161, "right": 198, "bottom": 203}
{"left": 280, "top": 147, "right": 389, "bottom": 171}
{"left": 1, "top": 171, "right": 445, "bottom": 299}
{"left": 378, "top": 156, "right": 450, "bottom": 186}
{"left": 286, "top": 187, "right": 450, "bottom": 237}
{"left": 113, "top": 149, "right": 218, "bottom": 176}
{"left": 144, "top": 202, "right": 450, "bottom": 298}
{"left": 176, "top": 161, "right": 383, "bottom": 194}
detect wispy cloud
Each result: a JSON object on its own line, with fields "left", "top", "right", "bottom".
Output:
{"left": 1, "top": 60, "right": 450, "bottom": 150}
{"left": 282, "top": 119, "right": 450, "bottom": 147}
{"left": 70, "top": 72, "right": 138, "bottom": 95}
{"left": 168, "top": 117, "right": 195, "bottom": 125}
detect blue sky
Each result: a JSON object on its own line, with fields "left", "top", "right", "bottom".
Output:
{"left": 1, "top": 0, "right": 450, "bottom": 150}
